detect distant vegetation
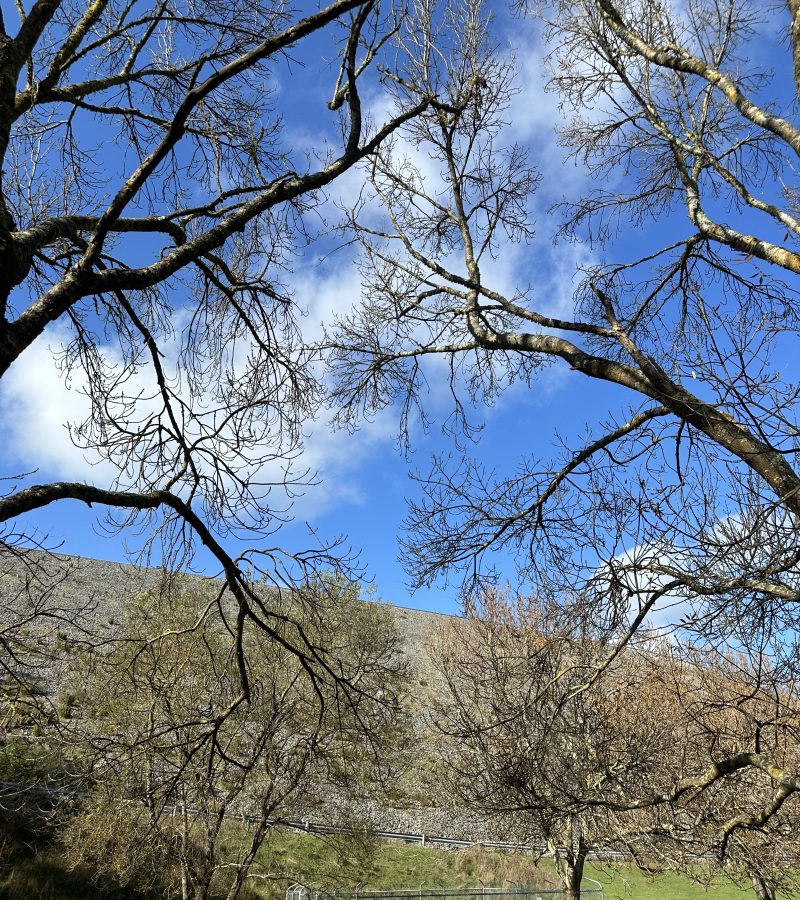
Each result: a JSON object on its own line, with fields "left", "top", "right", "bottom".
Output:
{"left": 0, "top": 572, "right": 793, "bottom": 900}
{"left": 0, "top": 575, "right": 409, "bottom": 900}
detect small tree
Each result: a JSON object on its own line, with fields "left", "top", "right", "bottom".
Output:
{"left": 432, "top": 587, "right": 800, "bottom": 896}
{"left": 619, "top": 641, "right": 800, "bottom": 899}
{"left": 430, "top": 586, "right": 683, "bottom": 900}
{"left": 60, "top": 576, "right": 408, "bottom": 900}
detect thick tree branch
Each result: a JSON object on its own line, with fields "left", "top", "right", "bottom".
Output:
{"left": 594, "top": 0, "right": 800, "bottom": 156}
{"left": 1, "top": 96, "right": 431, "bottom": 376}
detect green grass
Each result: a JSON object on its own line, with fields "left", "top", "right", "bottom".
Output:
{"left": 0, "top": 850, "right": 139, "bottom": 900}
{"left": 0, "top": 830, "right": 783, "bottom": 899}
{"left": 250, "top": 833, "right": 768, "bottom": 900}
{"left": 584, "top": 863, "right": 755, "bottom": 900}
{"left": 254, "top": 833, "right": 561, "bottom": 892}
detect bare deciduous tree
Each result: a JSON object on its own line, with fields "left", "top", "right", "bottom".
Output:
{"left": 433, "top": 587, "right": 800, "bottom": 896}
{"left": 328, "top": 0, "right": 800, "bottom": 845}
{"left": 619, "top": 640, "right": 800, "bottom": 900}
{"left": 60, "top": 576, "right": 408, "bottom": 900}
{"left": 0, "top": 0, "right": 459, "bottom": 702}
{"left": 430, "top": 586, "right": 686, "bottom": 900}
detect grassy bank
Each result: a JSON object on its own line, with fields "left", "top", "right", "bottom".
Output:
{"left": 0, "top": 830, "right": 773, "bottom": 899}
{"left": 255, "top": 835, "right": 777, "bottom": 900}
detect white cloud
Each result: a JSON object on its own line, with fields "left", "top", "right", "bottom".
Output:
{"left": 294, "top": 255, "right": 364, "bottom": 342}
{"left": 296, "top": 406, "right": 398, "bottom": 515}
{"left": 505, "top": 39, "right": 588, "bottom": 200}
{"left": 0, "top": 313, "right": 399, "bottom": 524}
{"left": 0, "top": 324, "right": 116, "bottom": 483}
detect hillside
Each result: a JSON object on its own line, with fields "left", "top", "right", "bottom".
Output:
{"left": 0, "top": 546, "right": 451, "bottom": 655}
{"left": 0, "top": 546, "right": 511, "bottom": 844}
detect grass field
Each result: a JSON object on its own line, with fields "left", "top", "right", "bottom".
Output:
{"left": 0, "top": 830, "right": 775, "bottom": 899}
{"left": 252, "top": 833, "right": 762, "bottom": 900}
{"left": 584, "top": 863, "right": 754, "bottom": 900}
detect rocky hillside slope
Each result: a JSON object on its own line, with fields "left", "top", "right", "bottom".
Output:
{"left": 0, "top": 547, "right": 520, "bottom": 843}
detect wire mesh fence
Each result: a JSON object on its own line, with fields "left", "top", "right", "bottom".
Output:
{"left": 287, "top": 882, "right": 604, "bottom": 900}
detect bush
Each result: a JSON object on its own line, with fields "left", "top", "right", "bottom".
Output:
{"left": 0, "top": 741, "right": 74, "bottom": 861}
{"left": 58, "top": 797, "right": 174, "bottom": 896}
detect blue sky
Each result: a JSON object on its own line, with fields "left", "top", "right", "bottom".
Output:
{"left": 2, "top": 0, "right": 795, "bottom": 618}
{"left": 2, "top": 337, "right": 625, "bottom": 614}
{"left": 0, "top": 2, "right": 594, "bottom": 614}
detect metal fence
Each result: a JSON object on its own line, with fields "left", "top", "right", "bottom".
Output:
{"left": 279, "top": 820, "right": 541, "bottom": 853}
{"left": 287, "top": 881, "right": 604, "bottom": 900}
{"left": 277, "top": 821, "right": 623, "bottom": 861}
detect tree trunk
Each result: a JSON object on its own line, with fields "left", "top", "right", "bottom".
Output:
{"left": 751, "top": 874, "right": 776, "bottom": 900}
{"left": 224, "top": 840, "right": 262, "bottom": 900}
{"left": 554, "top": 818, "right": 588, "bottom": 900}
{"left": 562, "top": 866, "right": 582, "bottom": 900}
{"left": 181, "top": 864, "right": 190, "bottom": 900}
